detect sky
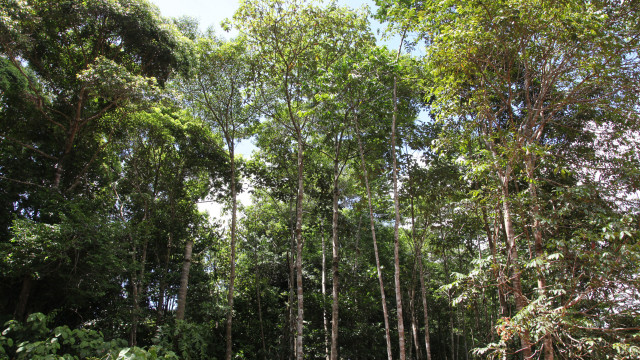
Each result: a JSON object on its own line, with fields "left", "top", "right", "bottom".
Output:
{"left": 148, "top": 0, "right": 395, "bottom": 46}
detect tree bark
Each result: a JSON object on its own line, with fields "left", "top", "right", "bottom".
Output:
{"left": 176, "top": 239, "right": 193, "bottom": 321}
{"left": 353, "top": 112, "right": 393, "bottom": 360}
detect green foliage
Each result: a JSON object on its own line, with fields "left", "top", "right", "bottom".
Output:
{"left": 0, "top": 312, "right": 127, "bottom": 359}
{"left": 2, "top": 0, "right": 639, "bottom": 359}
{"left": 153, "top": 321, "right": 212, "bottom": 360}
{"left": 0, "top": 313, "right": 182, "bottom": 359}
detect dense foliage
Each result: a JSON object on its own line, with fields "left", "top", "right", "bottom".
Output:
{"left": 1, "top": 0, "right": 638, "bottom": 359}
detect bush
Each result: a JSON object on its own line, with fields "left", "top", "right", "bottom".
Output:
{"left": 0, "top": 313, "right": 177, "bottom": 359}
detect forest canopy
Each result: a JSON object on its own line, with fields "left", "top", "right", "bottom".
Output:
{"left": 0, "top": 0, "right": 639, "bottom": 359}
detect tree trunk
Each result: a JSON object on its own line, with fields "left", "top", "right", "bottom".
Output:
{"left": 294, "top": 138, "right": 305, "bottom": 360}
{"left": 353, "top": 112, "right": 393, "bottom": 360}
{"left": 481, "top": 207, "right": 509, "bottom": 317}
{"left": 130, "top": 272, "right": 139, "bottom": 346}
{"left": 14, "top": 275, "right": 32, "bottom": 321}
{"left": 254, "top": 250, "right": 267, "bottom": 359}
{"left": 226, "top": 145, "right": 238, "bottom": 360}
{"left": 499, "top": 168, "right": 533, "bottom": 358}
{"left": 156, "top": 231, "right": 171, "bottom": 327}
{"left": 286, "top": 246, "right": 295, "bottom": 360}
{"left": 410, "top": 273, "right": 421, "bottom": 360}
{"left": 285, "top": 201, "right": 296, "bottom": 360}
{"left": 288, "top": 213, "right": 296, "bottom": 360}
{"left": 322, "top": 219, "right": 329, "bottom": 360}
{"left": 391, "top": 73, "right": 406, "bottom": 360}
{"left": 176, "top": 239, "right": 193, "bottom": 321}
{"left": 525, "top": 154, "right": 554, "bottom": 360}
{"left": 442, "top": 247, "right": 455, "bottom": 360}
{"left": 331, "top": 157, "right": 340, "bottom": 360}
{"left": 419, "top": 251, "right": 432, "bottom": 360}
{"left": 130, "top": 233, "right": 148, "bottom": 347}
{"left": 157, "top": 190, "right": 176, "bottom": 329}
{"left": 409, "top": 196, "right": 422, "bottom": 360}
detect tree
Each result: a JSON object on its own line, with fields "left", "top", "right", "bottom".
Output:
{"left": 310, "top": 14, "right": 374, "bottom": 359}
{"left": 111, "top": 107, "right": 226, "bottom": 344}
{"left": 235, "top": 1, "right": 376, "bottom": 358}
{"left": 378, "top": 0, "right": 640, "bottom": 357}
{"left": 180, "top": 35, "right": 259, "bottom": 360}
{"left": 0, "top": 0, "right": 191, "bottom": 321}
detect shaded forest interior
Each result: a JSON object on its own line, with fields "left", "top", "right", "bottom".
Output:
{"left": 1, "top": 0, "right": 639, "bottom": 359}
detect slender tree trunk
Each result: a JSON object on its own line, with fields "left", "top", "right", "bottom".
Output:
{"left": 353, "top": 112, "right": 393, "bottom": 360}
{"left": 391, "top": 72, "right": 407, "bottom": 360}
{"left": 410, "top": 273, "right": 421, "bottom": 360}
{"left": 285, "top": 202, "right": 296, "bottom": 359}
{"left": 254, "top": 251, "right": 267, "bottom": 359}
{"left": 409, "top": 195, "right": 422, "bottom": 360}
{"left": 499, "top": 168, "right": 533, "bottom": 358}
{"left": 156, "top": 231, "right": 172, "bottom": 327}
{"left": 322, "top": 220, "right": 329, "bottom": 360}
{"left": 226, "top": 146, "right": 238, "bottom": 360}
{"left": 176, "top": 239, "right": 193, "bottom": 320}
{"left": 419, "top": 251, "right": 432, "bottom": 360}
{"left": 286, "top": 200, "right": 296, "bottom": 360}
{"left": 286, "top": 246, "right": 295, "bottom": 360}
{"left": 462, "top": 306, "right": 469, "bottom": 360}
{"left": 130, "top": 231, "right": 148, "bottom": 347}
{"left": 331, "top": 157, "right": 340, "bottom": 360}
{"left": 442, "top": 248, "right": 455, "bottom": 360}
{"left": 294, "top": 137, "right": 305, "bottom": 360}
{"left": 158, "top": 190, "right": 176, "bottom": 328}
{"left": 130, "top": 269, "right": 139, "bottom": 346}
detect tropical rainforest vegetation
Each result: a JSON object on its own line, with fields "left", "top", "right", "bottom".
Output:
{"left": 1, "top": 0, "right": 639, "bottom": 359}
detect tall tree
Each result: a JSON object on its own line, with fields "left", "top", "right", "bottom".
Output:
{"left": 112, "top": 107, "right": 226, "bottom": 342}
{"left": 389, "top": 35, "right": 408, "bottom": 360}
{"left": 312, "top": 18, "right": 375, "bottom": 358}
{"left": 180, "top": 35, "right": 259, "bottom": 359}
{"left": 0, "top": 0, "right": 190, "bottom": 321}
{"left": 378, "top": 0, "right": 640, "bottom": 357}
{"left": 235, "top": 1, "right": 374, "bottom": 357}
